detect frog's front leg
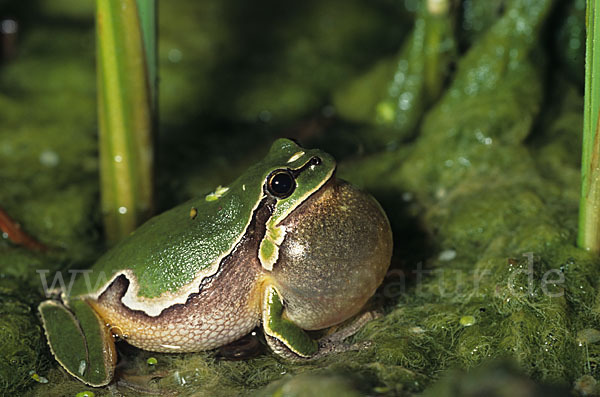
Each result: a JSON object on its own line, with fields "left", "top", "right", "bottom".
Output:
{"left": 262, "top": 285, "right": 318, "bottom": 359}
{"left": 261, "top": 285, "right": 374, "bottom": 360}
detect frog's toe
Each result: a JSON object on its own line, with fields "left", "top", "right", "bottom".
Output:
{"left": 318, "top": 338, "right": 372, "bottom": 350}
{"left": 312, "top": 338, "right": 372, "bottom": 359}
{"left": 322, "top": 309, "right": 381, "bottom": 342}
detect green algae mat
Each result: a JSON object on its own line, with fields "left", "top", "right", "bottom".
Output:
{"left": 0, "top": 0, "right": 596, "bottom": 395}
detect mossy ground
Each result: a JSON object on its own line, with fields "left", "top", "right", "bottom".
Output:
{"left": 0, "top": 0, "right": 596, "bottom": 395}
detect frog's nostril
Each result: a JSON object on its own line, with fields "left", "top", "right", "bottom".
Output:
{"left": 310, "top": 157, "right": 322, "bottom": 166}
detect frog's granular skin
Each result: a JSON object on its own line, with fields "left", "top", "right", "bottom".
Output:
{"left": 90, "top": 178, "right": 392, "bottom": 355}
{"left": 91, "top": 197, "right": 275, "bottom": 352}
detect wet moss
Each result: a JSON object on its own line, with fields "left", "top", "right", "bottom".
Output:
{"left": 0, "top": 0, "right": 595, "bottom": 395}
{"left": 0, "top": 247, "right": 46, "bottom": 283}
{"left": 256, "top": 372, "right": 363, "bottom": 397}
{"left": 420, "top": 360, "right": 571, "bottom": 396}
{"left": 337, "top": 0, "right": 595, "bottom": 392}
{"left": 0, "top": 276, "right": 46, "bottom": 394}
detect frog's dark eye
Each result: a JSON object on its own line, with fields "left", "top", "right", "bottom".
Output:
{"left": 267, "top": 170, "right": 296, "bottom": 198}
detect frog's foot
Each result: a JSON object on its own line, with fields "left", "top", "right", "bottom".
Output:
{"left": 263, "top": 314, "right": 375, "bottom": 361}
{"left": 264, "top": 332, "right": 370, "bottom": 361}
{"left": 307, "top": 309, "right": 380, "bottom": 360}
{"left": 321, "top": 309, "right": 381, "bottom": 342}
{"left": 261, "top": 285, "right": 378, "bottom": 361}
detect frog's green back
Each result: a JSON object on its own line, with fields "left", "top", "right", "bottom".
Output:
{"left": 69, "top": 139, "right": 334, "bottom": 316}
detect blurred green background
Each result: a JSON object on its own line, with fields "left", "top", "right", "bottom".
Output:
{"left": 0, "top": 0, "right": 595, "bottom": 396}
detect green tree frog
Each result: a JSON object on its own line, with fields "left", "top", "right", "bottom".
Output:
{"left": 38, "top": 138, "right": 393, "bottom": 386}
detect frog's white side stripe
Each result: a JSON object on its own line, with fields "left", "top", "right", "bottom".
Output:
{"left": 75, "top": 192, "right": 267, "bottom": 318}
{"left": 258, "top": 224, "right": 286, "bottom": 271}
{"left": 258, "top": 165, "right": 335, "bottom": 272}
{"left": 75, "top": 152, "right": 333, "bottom": 317}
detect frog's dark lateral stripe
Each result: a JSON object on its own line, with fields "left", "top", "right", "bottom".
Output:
{"left": 93, "top": 155, "right": 332, "bottom": 320}
{"left": 96, "top": 195, "right": 276, "bottom": 320}
{"left": 88, "top": 161, "right": 338, "bottom": 351}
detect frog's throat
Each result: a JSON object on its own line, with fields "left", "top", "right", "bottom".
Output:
{"left": 78, "top": 195, "right": 275, "bottom": 318}
{"left": 258, "top": 165, "right": 335, "bottom": 271}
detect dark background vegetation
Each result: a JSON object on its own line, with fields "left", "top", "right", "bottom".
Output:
{"left": 0, "top": 0, "right": 595, "bottom": 395}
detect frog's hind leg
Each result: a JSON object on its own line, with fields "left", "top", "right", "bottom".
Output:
{"left": 39, "top": 299, "right": 117, "bottom": 386}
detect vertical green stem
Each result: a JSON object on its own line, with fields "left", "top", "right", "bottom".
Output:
{"left": 578, "top": 0, "right": 600, "bottom": 251}
{"left": 135, "top": 0, "right": 157, "bottom": 112}
{"left": 97, "top": 0, "right": 156, "bottom": 245}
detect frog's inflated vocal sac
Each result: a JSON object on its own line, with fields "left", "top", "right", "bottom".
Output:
{"left": 38, "top": 138, "right": 393, "bottom": 386}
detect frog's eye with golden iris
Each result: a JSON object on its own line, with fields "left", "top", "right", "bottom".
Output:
{"left": 267, "top": 170, "right": 296, "bottom": 198}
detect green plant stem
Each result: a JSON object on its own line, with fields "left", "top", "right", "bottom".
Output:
{"left": 578, "top": 0, "right": 600, "bottom": 251}
{"left": 135, "top": 0, "right": 157, "bottom": 111}
{"left": 97, "top": 0, "right": 156, "bottom": 245}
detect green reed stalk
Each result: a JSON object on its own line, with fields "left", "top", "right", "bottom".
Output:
{"left": 578, "top": 0, "right": 600, "bottom": 252}
{"left": 135, "top": 0, "right": 157, "bottom": 111}
{"left": 96, "top": 0, "right": 156, "bottom": 245}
